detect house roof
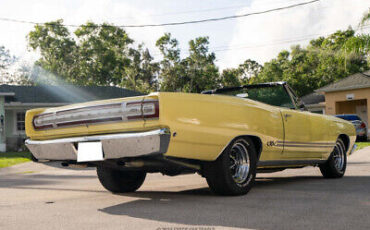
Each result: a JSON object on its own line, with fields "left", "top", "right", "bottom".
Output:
{"left": 316, "top": 70, "right": 370, "bottom": 93}
{"left": 301, "top": 92, "right": 325, "bottom": 105}
{"left": 0, "top": 84, "right": 143, "bottom": 104}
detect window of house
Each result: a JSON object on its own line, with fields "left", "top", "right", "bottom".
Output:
{"left": 16, "top": 112, "right": 25, "bottom": 131}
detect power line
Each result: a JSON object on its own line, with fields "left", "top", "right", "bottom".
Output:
{"left": 110, "top": 0, "right": 302, "bottom": 20}
{"left": 149, "top": 36, "right": 315, "bottom": 57}
{"left": 34, "top": 25, "right": 368, "bottom": 59}
{"left": 152, "top": 0, "right": 302, "bottom": 16}
{"left": 0, "top": 0, "right": 320, "bottom": 28}
{"left": 210, "top": 25, "right": 370, "bottom": 53}
{"left": 146, "top": 25, "right": 370, "bottom": 57}
{"left": 3, "top": 0, "right": 364, "bottom": 58}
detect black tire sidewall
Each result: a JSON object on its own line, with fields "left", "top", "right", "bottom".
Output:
{"left": 329, "top": 139, "right": 347, "bottom": 175}
{"left": 97, "top": 166, "right": 146, "bottom": 193}
{"left": 223, "top": 138, "right": 257, "bottom": 194}
{"left": 320, "top": 139, "right": 347, "bottom": 178}
{"left": 205, "top": 137, "right": 257, "bottom": 195}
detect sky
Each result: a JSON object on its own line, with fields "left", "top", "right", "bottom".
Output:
{"left": 0, "top": 0, "right": 369, "bottom": 70}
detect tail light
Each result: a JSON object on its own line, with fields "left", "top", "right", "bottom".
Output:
{"left": 33, "top": 99, "right": 159, "bottom": 130}
{"left": 360, "top": 122, "right": 366, "bottom": 129}
{"left": 126, "top": 100, "right": 159, "bottom": 120}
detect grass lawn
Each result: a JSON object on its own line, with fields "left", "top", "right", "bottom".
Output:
{"left": 355, "top": 141, "right": 370, "bottom": 151}
{"left": 0, "top": 152, "right": 32, "bottom": 168}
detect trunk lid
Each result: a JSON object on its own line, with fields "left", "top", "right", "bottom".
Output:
{"left": 26, "top": 94, "right": 159, "bottom": 140}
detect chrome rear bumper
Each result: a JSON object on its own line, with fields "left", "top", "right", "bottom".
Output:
{"left": 25, "top": 129, "right": 171, "bottom": 161}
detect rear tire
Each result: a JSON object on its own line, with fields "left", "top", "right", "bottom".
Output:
{"left": 97, "top": 166, "right": 146, "bottom": 193}
{"left": 203, "top": 137, "right": 257, "bottom": 196}
{"left": 319, "top": 139, "right": 347, "bottom": 178}
{"left": 30, "top": 154, "right": 38, "bottom": 162}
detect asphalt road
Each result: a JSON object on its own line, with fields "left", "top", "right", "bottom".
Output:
{"left": 1, "top": 147, "right": 370, "bottom": 230}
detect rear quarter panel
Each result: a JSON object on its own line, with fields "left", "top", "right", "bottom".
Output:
{"left": 147, "top": 92, "right": 285, "bottom": 161}
{"left": 323, "top": 115, "right": 356, "bottom": 157}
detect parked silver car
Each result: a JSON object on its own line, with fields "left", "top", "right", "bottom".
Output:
{"left": 336, "top": 114, "right": 367, "bottom": 141}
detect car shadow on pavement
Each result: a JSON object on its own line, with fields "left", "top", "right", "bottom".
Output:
{"left": 99, "top": 176, "right": 370, "bottom": 229}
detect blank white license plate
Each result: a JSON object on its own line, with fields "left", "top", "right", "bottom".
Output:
{"left": 77, "top": 142, "right": 104, "bottom": 162}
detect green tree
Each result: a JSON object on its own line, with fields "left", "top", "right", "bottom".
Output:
{"left": 0, "top": 46, "right": 15, "bottom": 70}
{"left": 27, "top": 20, "right": 158, "bottom": 92}
{"left": 0, "top": 46, "right": 33, "bottom": 85}
{"left": 156, "top": 33, "right": 187, "bottom": 92}
{"left": 73, "top": 22, "right": 133, "bottom": 85}
{"left": 24, "top": 13, "right": 370, "bottom": 96}
{"left": 0, "top": 45, "right": 16, "bottom": 83}
{"left": 156, "top": 34, "right": 220, "bottom": 93}
{"left": 220, "top": 68, "right": 241, "bottom": 87}
{"left": 28, "top": 20, "right": 78, "bottom": 83}
{"left": 124, "top": 45, "right": 159, "bottom": 92}
{"left": 238, "top": 59, "right": 262, "bottom": 85}
{"left": 253, "top": 28, "right": 369, "bottom": 96}
{"left": 183, "top": 37, "right": 219, "bottom": 93}
{"left": 220, "top": 59, "right": 262, "bottom": 87}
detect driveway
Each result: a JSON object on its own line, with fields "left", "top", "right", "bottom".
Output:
{"left": 1, "top": 147, "right": 370, "bottom": 230}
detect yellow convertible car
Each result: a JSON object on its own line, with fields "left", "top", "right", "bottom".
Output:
{"left": 25, "top": 82, "right": 356, "bottom": 196}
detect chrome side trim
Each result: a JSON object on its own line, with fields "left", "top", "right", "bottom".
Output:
{"left": 258, "top": 159, "right": 326, "bottom": 167}
{"left": 276, "top": 140, "right": 336, "bottom": 148}
{"left": 276, "top": 144, "right": 335, "bottom": 148}
{"left": 277, "top": 141, "right": 336, "bottom": 145}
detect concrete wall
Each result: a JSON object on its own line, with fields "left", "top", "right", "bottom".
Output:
{"left": 325, "top": 87, "right": 370, "bottom": 136}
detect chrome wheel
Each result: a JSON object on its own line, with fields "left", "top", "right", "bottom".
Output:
{"left": 333, "top": 140, "right": 345, "bottom": 172}
{"left": 319, "top": 138, "right": 347, "bottom": 178}
{"left": 204, "top": 137, "right": 257, "bottom": 195}
{"left": 229, "top": 141, "right": 250, "bottom": 186}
